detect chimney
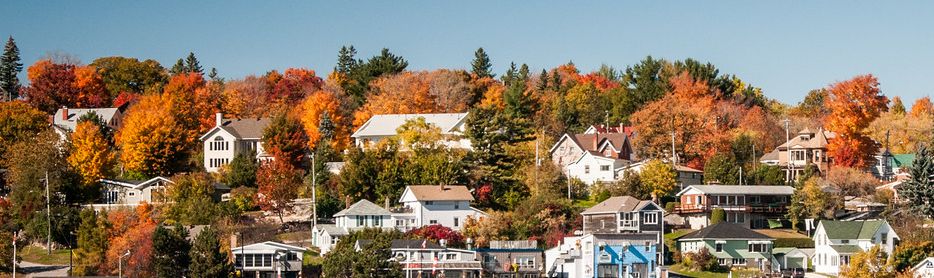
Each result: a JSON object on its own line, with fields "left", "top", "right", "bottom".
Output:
{"left": 61, "top": 106, "right": 68, "bottom": 121}
{"left": 384, "top": 196, "right": 390, "bottom": 209}
{"left": 215, "top": 112, "right": 223, "bottom": 127}
{"left": 592, "top": 134, "right": 598, "bottom": 150}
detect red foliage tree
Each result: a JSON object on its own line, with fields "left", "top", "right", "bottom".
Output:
{"left": 256, "top": 160, "right": 303, "bottom": 223}
{"left": 262, "top": 114, "right": 309, "bottom": 168}
{"left": 406, "top": 224, "right": 465, "bottom": 247}
{"left": 270, "top": 68, "right": 323, "bottom": 106}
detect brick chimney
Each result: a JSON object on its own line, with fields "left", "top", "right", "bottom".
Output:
{"left": 215, "top": 112, "right": 223, "bottom": 127}
{"left": 61, "top": 106, "right": 68, "bottom": 121}
{"left": 592, "top": 134, "right": 599, "bottom": 150}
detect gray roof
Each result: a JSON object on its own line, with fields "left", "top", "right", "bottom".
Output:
{"left": 677, "top": 185, "right": 795, "bottom": 196}
{"left": 201, "top": 117, "right": 271, "bottom": 140}
{"left": 759, "top": 149, "right": 780, "bottom": 162}
{"left": 53, "top": 107, "right": 121, "bottom": 131}
{"left": 316, "top": 224, "right": 349, "bottom": 236}
{"left": 351, "top": 113, "right": 468, "bottom": 138}
{"left": 581, "top": 196, "right": 658, "bottom": 215}
{"left": 334, "top": 199, "right": 391, "bottom": 217}
{"left": 679, "top": 222, "right": 773, "bottom": 240}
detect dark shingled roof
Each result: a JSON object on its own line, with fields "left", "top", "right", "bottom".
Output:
{"left": 680, "top": 222, "right": 773, "bottom": 240}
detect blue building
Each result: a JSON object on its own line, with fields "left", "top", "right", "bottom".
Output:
{"left": 546, "top": 233, "right": 659, "bottom": 278}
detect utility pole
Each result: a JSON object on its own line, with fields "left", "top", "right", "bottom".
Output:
{"left": 566, "top": 168, "right": 571, "bottom": 200}
{"left": 784, "top": 119, "right": 792, "bottom": 183}
{"left": 12, "top": 232, "right": 16, "bottom": 278}
{"left": 45, "top": 171, "right": 51, "bottom": 255}
{"left": 311, "top": 153, "right": 317, "bottom": 240}
{"left": 670, "top": 115, "right": 677, "bottom": 166}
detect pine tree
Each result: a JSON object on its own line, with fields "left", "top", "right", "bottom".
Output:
{"left": 152, "top": 224, "right": 192, "bottom": 277}
{"left": 502, "top": 62, "right": 518, "bottom": 87}
{"left": 170, "top": 59, "right": 186, "bottom": 75}
{"left": 335, "top": 45, "right": 358, "bottom": 75}
{"left": 537, "top": 70, "right": 548, "bottom": 92}
{"left": 208, "top": 67, "right": 220, "bottom": 82}
{"left": 471, "top": 47, "right": 493, "bottom": 78}
{"left": 518, "top": 63, "right": 530, "bottom": 82}
{"left": 551, "top": 70, "right": 562, "bottom": 90}
{"left": 0, "top": 36, "right": 23, "bottom": 101}
{"left": 73, "top": 209, "right": 108, "bottom": 276}
{"left": 318, "top": 110, "right": 335, "bottom": 141}
{"left": 903, "top": 144, "right": 934, "bottom": 219}
{"left": 185, "top": 52, "right": 203, "bottom": 74}
{"left": 188, "top": 227, "right": 232, "bottom": 278}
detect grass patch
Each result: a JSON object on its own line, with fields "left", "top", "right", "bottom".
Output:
{"left": 19, "top": 245, "right": 71, "bottom": 265}
{"left": 668, "top": 264, "right": 761, "bottom": 278}
{"left": 572, "top": 199, "right": 598, "bottom": 209}
{"left": 304, "top": 251, "right": 324, "bottom": 267}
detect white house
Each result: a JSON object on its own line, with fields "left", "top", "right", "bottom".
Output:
{"left": 350, "top": 113, "right": 472, "bottom": 150}
{"left": 93, "top": 177, "right": 173, "bottom": 210}
{"left": 357, "top": 239, "right": 482, "bottom": 277}
{"left": 199, "top": 113, "right": 271, "bottom": 173}
{"left": 393, "top": 185, "right": 486, "bottom": 231}
{"left": 52, "top": 105, "right": 127, "bottom": 132}
{"left": 812, "top": 220, "right": 899, "bottom": 275}
{"left": 912, "top": 257, "right": 934, "bottom": 278}
{"left": 549, "top": 128, "right": 635, "bottom": 172}
{"left": 565, "top": 151, "right": 631, "bottom": 184}
{"left": 620, "top": 162, "right": 703, "bottom": 191}
{"left": 232, "top": 241, "right": 306, "bottom": 278}
{"left": 312, "top": 199, "right": 393, "bottom": 255}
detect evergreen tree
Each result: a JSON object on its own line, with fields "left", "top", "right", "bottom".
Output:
{"left": 537, "top": 69, "right": 548, "bottom": 92}
{"left": 0, "top": 36, "right": 23, "bottom": 101}
{"left": 73, "top": 209, "right": 108, "bottom": 276}
{"left": 151, "top": 224, "right": 192, "bottom": 278}
{"left": 518, "top": 63, "right": 530, "bottom": 82}
{"left": 188, "top": 227, "right": 232, "bottom": 278}
{"left": 224, "top": 150, "right": 258, "bottom": 188}
{"left": 335, "top": 45, "right": 357, "bottom": 75}
{"left": 465, "top": 107, "right": 520, "bottom": 208}
{"left": 502, "top": 81, "right": 535, "bottom": 142}
{"left": 318, "top": 110, "right": 335, "bottom": 141}
{"left": 471, "top": 47, "right": 493, "bottom": 78}
{"left": 208, "top": 67, "right": 221, "bottom": 82}
{"left": 551, "top": 69, "right": 562, "bottom": 90}
{"left": 170, "top": 59, "right": 186, "bottom": 75}
{"left": 502, "top": 62, "right": 518, "bottom": 87}
{"left": 903, "top": 144, "right": 934, "bottom": 219}
{"left": 344, "top": 48, "right": 408, "bottom": 105}
{"left": 185, "top": 52, "right": 203, "bottom": 74}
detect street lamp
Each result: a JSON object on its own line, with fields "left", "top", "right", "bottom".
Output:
{"left": 118, "top": 250, "right": 131, "bottom": 278}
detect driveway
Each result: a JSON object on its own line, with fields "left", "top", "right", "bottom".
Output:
{"left": 18, "top": 261, "right": 69, "bottom": 277}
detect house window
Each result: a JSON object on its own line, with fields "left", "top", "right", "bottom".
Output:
{"left": 245, "top": 254, "right": 255, "bottom": 267}
{"left": 732, "top": 258, "right": 747, "bottom": 265}
{"left": 585, "top": 165, "right": 591, "bottom": 174}
{"left": 454, "top": 217, "right": 459, "bottom": 227}
{"left": 718, "top": 258, "right": 727, "bottom": 266}
{"left": 600, "top": 165, "right": 610, "bottom": 171}
{"left": 429, "top": 220, "right": 438, "bottom": 224}
{"left": 445, "top": 253, "right": 456, "bottom": 260}
{"left": 128, "top": 192, "right": 135, "bottom": 197}
{"left": 841, "top": 239, "right": 849, "bottom": 244}
{"left": 716, "top": 243, "right": 723, "bottom": 252}
{"left": 357, "top": 216, "right": 365, "bottom": 226}
{"left": 748, "top": 243, "right": 769, "bottom": 252}
{"left": 454, "top": 202, "right": 460, "bottom": 209}
{"left": 517, "top": 256, "right": 535, "bottom": 267}
{"left": 597, "top": 264, "right": 619, "bottom": 278}
{"left": 644, "top": 212, "right": 658, "bottom": 224}
{"left": 396, "top": 220, "right": 404, "bottom": 227}
{"left": 374, "top": 216, "right": 381, "bottom": 227}
{"left": 882, "top": 233, "right": 888, "bottom": 244}
{"left": 726, "top": 212, "right": 745, "bottom": 223}
{"left": 645, "top": 241, "right": 651, "bottom": 252}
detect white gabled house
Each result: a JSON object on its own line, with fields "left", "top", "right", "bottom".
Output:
{"left": 393, "top": 185, "right": 487, "bottom": 231}
{"left": 92, "top": 177, "right": 173, "bottom": 210}
{"left": 350, "top": 113, "right": 472, "bottom": 150}
{"left": 812, "top": 220, "right": 899, "bottom": 275}
{"left": 51, "top": 105, "right": 128, "bottom": 141}
{"left": 312, "top": 199, "right": 393, "bottom": 255}
{"left": 232, "top": 241, "right": 307, "bottom": 278}
{"left": 565, "top": 151, "right": 631, "bottom": 185}
{"left": 912, "top": 257, "right": 934, "bottom": 278}
{"left": 200, "top": 113, "right": 272, "bottom": 173}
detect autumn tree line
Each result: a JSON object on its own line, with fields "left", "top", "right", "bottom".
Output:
{"left": 0, "top": 34, "right": 932, "bottom": 276}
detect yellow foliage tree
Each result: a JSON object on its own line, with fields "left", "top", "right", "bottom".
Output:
{"left": 352, "top": 72, "right": 440, "bottom": 128}
{"left": 839, "top": 245, "right": 894, "bottom": 278}
{"left": 640, "top": 159, "right": 677, "bottom": 202}
{"left": 68, "top": 121, "right": 115, "bottom": 187}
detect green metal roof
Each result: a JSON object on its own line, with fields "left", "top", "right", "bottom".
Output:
{"left": 893, "top": 154, "right": 915, "bottom": 168}
{"left": 830, "top": 245, "right": 863, "bottom": 254}
{"left": 819, "top": 220, "right": 884, "bottom": 240}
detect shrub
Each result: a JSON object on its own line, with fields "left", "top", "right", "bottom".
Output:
{"left": 710, "top": 208, "right": 726, "bottom": 225}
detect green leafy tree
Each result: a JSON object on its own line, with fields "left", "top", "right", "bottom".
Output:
{"left": 164, "top": 173, "right": 220, "bottom": 225}
{"left": 189, "top": 226, "right": 232, "bottom": 278}
{"left": 746, "top": 165, "right": 785, "bottom": 185}
{"left": 893, "top": 241, "right": 934, "bottom": 272}
{"left": 344, "top": 48, "right": 408, "bottom": 105}
{"left": 73, "top": 209, "right": 109, "bottom": 276}
{"left": 89, "top": 56, "right": 168, "bottom": 97}
{"left": 0, "top": 101, "right": 48, "bottom": 165}
{"left": 788, "top": 177, "right": 839, "bottom": 230}
{"left": 5, "top": 131, "right": 82, "bottom": 232}
{"left": 151, "top": 224, "right": 192, "bottom": 278}
{"left": 902, "top": 144, "right": 934, "bottom": 219}
{"left": 703, "top": 154, "right": 740, "bottom": 185}
{"left": 709, "top": 208, "right": 726, "bottom": 225}
{"left": 471, "top": 47, "right": 493, "bottom": 78}
{"left": 0, "top": 36, "right": 23, "bottom": 101}
{"left": 224, "top": 150, "right": 258, "bottom": 188}
{"left": 839, "top": 245, "right": 894, "bottom": 277}
{"left": 322, "top": 228, "right": 404, "bottom": 278}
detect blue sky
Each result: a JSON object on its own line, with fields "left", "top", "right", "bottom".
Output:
{"left": 3, "top": 1, "right": 934, "bottom": 105}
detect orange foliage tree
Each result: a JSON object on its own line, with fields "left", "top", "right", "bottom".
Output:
{"left": 352, "top": 71, "right": 440, "bottom": 127}
{"left": 73, "top": 65, "right": 110, "bottom": 108}
{"left": 25, "top": 60, "right": 109, "bottom": 113}
{"left": 824, "top": 75, "right": 888, "bottom": 168}
{"left": 911, "top": 96, "right": 934, "bottom": 118}
{"left": 262, "top": 114, "right": 309, "bottom": 168}
{"left": 103, "top": 204, "right": 156, "bottom": 277}
{"left": 222, "top": 75, "right": 273, "bottom": 118}
{"left": 116, "top": 94, "right": 189, "bottom": 177}
{"left": 270, "top": 68, "right": 323, "bottom": 108}
{"left": 296, "top": 89, "right": 347, "bottom": 150}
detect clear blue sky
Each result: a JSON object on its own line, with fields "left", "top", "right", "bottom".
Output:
{"left": 3, "top": 1, "right": 934, "bottom": 105}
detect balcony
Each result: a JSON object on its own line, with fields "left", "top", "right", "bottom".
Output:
{"left": 674, "top": 204, "right": 788, "bottom": 214}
